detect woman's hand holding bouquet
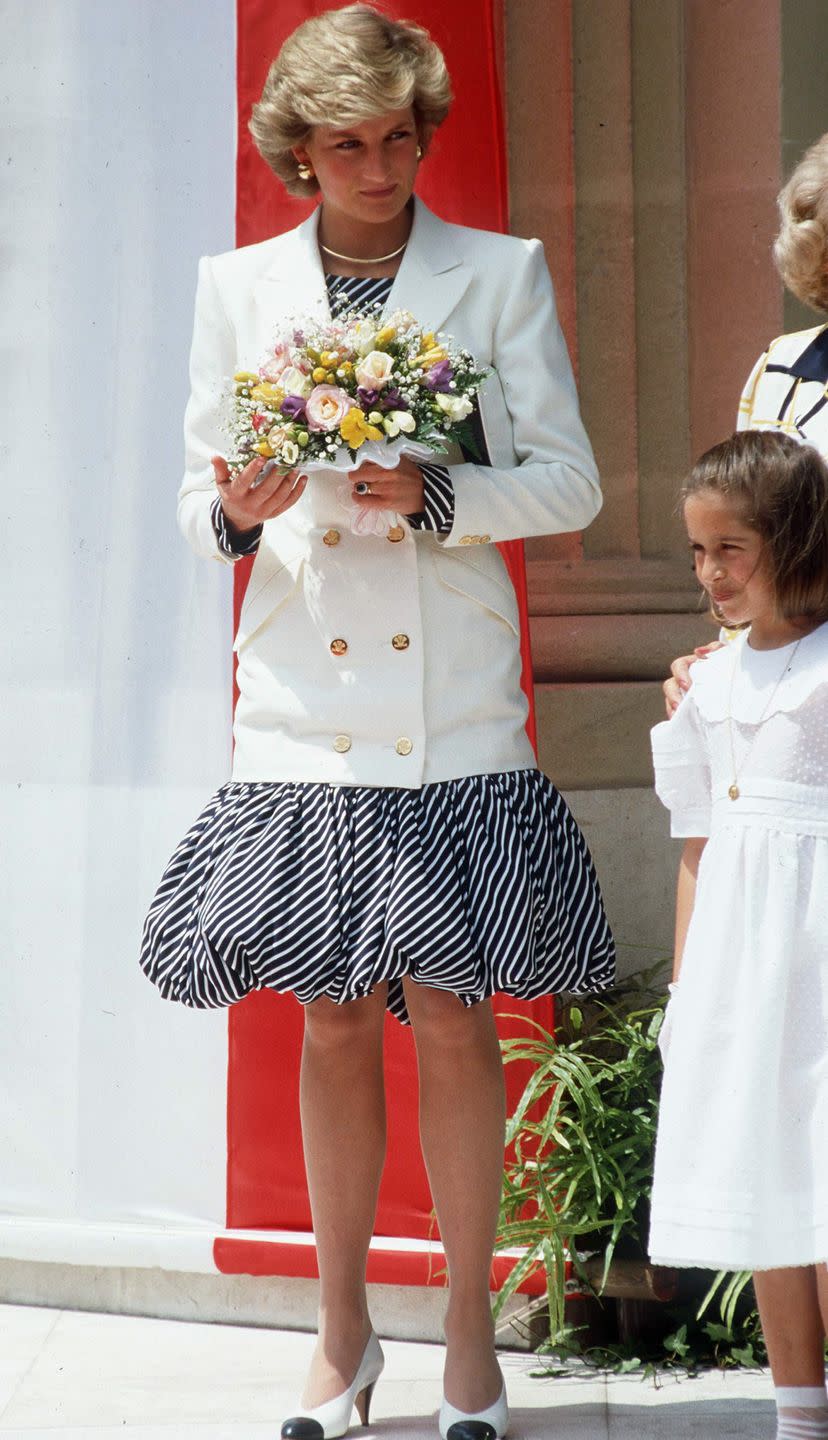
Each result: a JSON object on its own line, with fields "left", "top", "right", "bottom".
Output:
{"left": 211, "top": 453, "right": 307, "bottom": 540}
{"left": 223, "top": 307, "right": 486, "bottom": 534}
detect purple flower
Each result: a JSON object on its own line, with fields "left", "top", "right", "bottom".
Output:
{"left": 424, "top": 359, "right": 454, "bottom": 393}
{"left": 380, "top": 387, "right": 408, "bottom": 411}
{"left": 281, "top": 395, "right": 307, "bottom": 420}
{"left": 356, "top": 386, "right": 381, "bottom": 408}
{"left": 292, "top": 329, "right": 305, "bottom": 346}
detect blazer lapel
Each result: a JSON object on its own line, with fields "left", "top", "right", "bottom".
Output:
{"left": 251, "top": 198, "right": 471, "bottom": 346}
{"left": 253, "top": 208, "right": 329, "bottom": 350}
{"left": 387, "top": 198, "right": 472, "bottom": 333}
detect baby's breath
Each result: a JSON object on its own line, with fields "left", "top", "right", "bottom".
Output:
{"left": 223, "top": 307, "right": 489, "bottom": 474}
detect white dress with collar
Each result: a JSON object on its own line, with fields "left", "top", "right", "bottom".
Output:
{"left": 649, "top": 624, "right": 828, "bottom": 1268}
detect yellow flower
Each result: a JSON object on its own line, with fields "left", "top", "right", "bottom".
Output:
{"left": 416, "top": 345, "right": 448, "bottom": 370}
{"left": 233, "top": 371, "right": 259, "bottom": 384}
{"left": 253, "top": 439, "right": 275, "bottom": 457}
{"left": 249, "top": 381, "right": 284, "bottom": 407}
{"left": 312, "top": 366, "right": 328, "bottom": 384}
{"left": 320, "top": 349, "right": 340, "bottom": 368}
{"left": 340, "top": 407, "right": 384, "bottom": 449}
{"left": 374, "top": 325, "right": 397, "bottom": 349}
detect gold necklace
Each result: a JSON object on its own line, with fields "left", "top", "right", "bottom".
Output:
{"left": 319, "top": 239, "right": 408, "bottom": 264}
{"left": 726, "top": 636, "right": 803, "bottom": 799}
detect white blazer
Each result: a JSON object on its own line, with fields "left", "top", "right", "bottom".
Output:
{"left": 179, "top": 198, "right": 602, "bottom": 788}
{"left": 737, "top": 323, "right": 828, "bottom": 453}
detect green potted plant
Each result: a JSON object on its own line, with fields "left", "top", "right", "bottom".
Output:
{"left": 494, "top": 966, "right": 672, "bottom": 1339}
{"left": 494, "top": 967, "right": 772, "bottom": 1371}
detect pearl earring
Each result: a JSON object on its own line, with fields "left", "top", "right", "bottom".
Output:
{"left": 416, "top": 144, "right": 423, "bottom": 160}
{"left": 297, "top": 162, "right": 314, "bottom": 181}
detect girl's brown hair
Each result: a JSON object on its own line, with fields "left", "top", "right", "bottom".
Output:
{"left": 682, "top": 429, "right": 828, "bottom": 625}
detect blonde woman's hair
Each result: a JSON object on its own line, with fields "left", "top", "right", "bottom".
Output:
{"left": 250, "top": 4, "right": 452, "bottom": 198}
{"left": 774, "top": 132, "right": 828, "bottom": 314}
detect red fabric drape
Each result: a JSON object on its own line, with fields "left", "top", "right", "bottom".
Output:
{"left": 220, "top": 0, "right": 551, "bottom": 1272}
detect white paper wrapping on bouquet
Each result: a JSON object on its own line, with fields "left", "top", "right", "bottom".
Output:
{"left": 299, "top": 437, "right": 441, "bottom": 537}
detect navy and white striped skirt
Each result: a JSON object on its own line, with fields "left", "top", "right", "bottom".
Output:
{"left": 139, "top": 768, "right": 615, "bottom": 1024}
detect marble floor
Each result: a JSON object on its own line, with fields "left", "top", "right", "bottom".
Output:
{"left": 0, "top": 1302, "right": 776, "bottom": 1438}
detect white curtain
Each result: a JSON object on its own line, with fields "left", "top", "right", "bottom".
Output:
{"left": 1, "top": 0, "right": 238, "bottom": 1259}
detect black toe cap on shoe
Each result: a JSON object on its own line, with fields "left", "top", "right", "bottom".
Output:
{"left": 446, "top": 1424, "right": 497, "bottom": 1440}
{"left": 280, "top": 1419, "right": 325, "bottom": 1440}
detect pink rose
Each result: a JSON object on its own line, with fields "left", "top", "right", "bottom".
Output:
{"left": 259, "top": 341, "right": 291, "bottom": 382}
{"left": 305, "top": 384, "right": 354, "bottom": 432}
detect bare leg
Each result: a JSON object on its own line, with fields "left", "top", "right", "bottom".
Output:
{"left": 298, "top": 985, "right": 388, "bottom": 1408}
{"left": 403, "top": 979, "right": 506, "bottom": 1413}
{"left": 753, "top": 1266, "right": 826, "bottom": 1386}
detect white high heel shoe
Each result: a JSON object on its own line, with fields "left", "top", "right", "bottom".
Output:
{"left": 439, "top": 1382, "right": 509, "bottom": 1439}
{"left": 280, "top": 1332, "right": 384, "bottom": 1439}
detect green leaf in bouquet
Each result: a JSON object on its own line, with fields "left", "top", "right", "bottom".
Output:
{"left": 453, "top": 416, "right": 483, "bottom": 462}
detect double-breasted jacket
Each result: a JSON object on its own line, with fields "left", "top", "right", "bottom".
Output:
{"left": 179, "top": 198, "right": 602, "bottom": 787}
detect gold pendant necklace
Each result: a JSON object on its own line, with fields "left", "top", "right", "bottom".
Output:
{"left": 726, "top": 636, "right": 803, "bottom": 800}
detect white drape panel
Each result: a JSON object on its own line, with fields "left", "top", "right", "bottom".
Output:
{"left": 1, "top": 0, "right": 237, "bottom": 1251}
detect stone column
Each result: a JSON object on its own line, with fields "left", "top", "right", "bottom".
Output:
{"left": 505, "top": 0, "right": 784, "bottom": 966}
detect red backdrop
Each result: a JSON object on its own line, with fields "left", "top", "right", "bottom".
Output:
{"left": 217, "top": 0, "right": 552, "bottom": 1281}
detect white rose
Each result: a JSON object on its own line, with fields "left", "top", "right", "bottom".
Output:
{"left": 435, "top": 392, "right": 474, "bottom": 422}
{"left": 383, "top": 410, "right": 417, "bottom": 438}
{"left": 279, "top": 365, "right": 313, "bottom": 399}
{"left": 353, "top": 319, "right": 380, "bottom": 357}
{"left": 355, "top": 350, "right": 395, "bottom": 390}
{"left": 281, "top": 440, "right": 300, "bottom": 466}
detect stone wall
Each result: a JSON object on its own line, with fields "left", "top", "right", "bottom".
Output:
{"left": 504, "top": 0, "right": 796, "bottom": 974}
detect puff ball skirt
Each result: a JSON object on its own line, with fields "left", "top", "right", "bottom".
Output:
{"left": 649, "top": 623, "right": 828, "bottom": 1270}
{"left": 140, "top": 767, "right": 615, "bottom": 1026}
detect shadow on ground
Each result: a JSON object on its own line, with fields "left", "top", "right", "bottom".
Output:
{"left": 360, "top": 1397, "right": 774, "bottom": 1439}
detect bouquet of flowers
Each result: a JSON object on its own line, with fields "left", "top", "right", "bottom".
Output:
{"left": 226, "top": 309, "right": 487, "bottom": 514}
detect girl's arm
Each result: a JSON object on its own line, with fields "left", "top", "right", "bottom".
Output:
{"left": 673, "top": 836, "right": 706, "bottom": 982}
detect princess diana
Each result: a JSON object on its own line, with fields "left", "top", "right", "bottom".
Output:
{"left": 141, "top": 7, "right": 614, "bottom": 1437}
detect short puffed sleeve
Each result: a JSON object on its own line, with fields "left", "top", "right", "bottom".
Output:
{"left": 650, "top": 691, "right": 711, "bottom": 838}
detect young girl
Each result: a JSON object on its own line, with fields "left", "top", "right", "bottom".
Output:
{"left": 650, "top": 428, "right": 828, "bottom": 1440}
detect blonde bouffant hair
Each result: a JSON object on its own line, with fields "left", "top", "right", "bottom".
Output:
{"left": 774, "top": 132, "right": 828, "bottom": 314}
{"left": 250, "top": 4, "right": 452, "bottom": 198}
